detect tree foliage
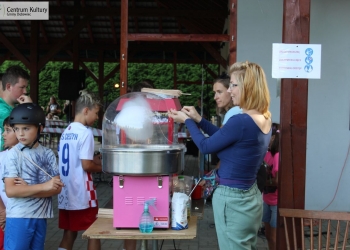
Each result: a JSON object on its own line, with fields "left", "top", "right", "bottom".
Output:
{"left": 0, "top": 61, "right": 219, "bottom": 119}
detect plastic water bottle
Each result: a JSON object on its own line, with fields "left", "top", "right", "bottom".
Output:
{"left": 187, "top": 196, "right": 191, "bottom": 222}
{"left": 139, "top": 200, "right": 154, "bottom": 233}
{"left": 178, "top": 176, "right": 185, "bottom": 194}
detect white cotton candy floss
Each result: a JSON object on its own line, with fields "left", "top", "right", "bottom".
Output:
{"left": 114, "top": 96, "right": 154, "bottom": 141}
{"left": 171, "top": 192, "right": 188, "bottom": 230}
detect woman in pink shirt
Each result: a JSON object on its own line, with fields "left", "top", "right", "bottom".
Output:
{"left": 262, "top": 123, "right": 280, "bottom": 250}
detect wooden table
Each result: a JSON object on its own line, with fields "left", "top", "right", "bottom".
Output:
{"left": 83, "top": 213, "right": 198, "bottom": 250}
{"left": 82, "top": 216, "right": 197, "bottom": 240}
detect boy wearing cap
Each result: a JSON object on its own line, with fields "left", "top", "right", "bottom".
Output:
{"left": 3, "top": 103, "right": 63, "bottom": 250}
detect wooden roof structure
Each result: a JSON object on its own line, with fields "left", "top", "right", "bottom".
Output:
{"left": 0, "top": 0, "right": 236, "bottom": 99}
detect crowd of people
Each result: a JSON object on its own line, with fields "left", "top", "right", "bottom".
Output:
{"left": 0, "top": 65, "right": 103, "bottom": 250}
{"left": 0, "top": 62, "right": 279, "bottom": 250}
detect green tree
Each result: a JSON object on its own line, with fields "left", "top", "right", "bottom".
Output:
{"left": 1, "top": 61, "right": 219, "bottom": 119}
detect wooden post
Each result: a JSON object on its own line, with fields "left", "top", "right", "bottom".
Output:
{"left": 228, "top": 0, "right": 237, "bottom": 66}
{"left": 277, "top": 1, "right": 311, "bottom": 249}
{"left": 29, "top": 21, "right": 39, "bottom": 103}
{"left": 98, "top": 50, "right": 104, "bottom": 130}
{"left": 120, "top": 0, "right": 128, "bottom": 96}
{"left": 173, "top": 52, "right": 177, "bottom": 89}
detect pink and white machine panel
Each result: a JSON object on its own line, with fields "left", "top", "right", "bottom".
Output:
{"left": 113, "top": 175, "right": 171, "bottom": 229}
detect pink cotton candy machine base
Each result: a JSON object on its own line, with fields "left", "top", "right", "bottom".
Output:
{"left": 101, "top": 92, "right": 185, "bottom": 229}
{"left": 113, "top": 175, "right": 171, "bottom": 229}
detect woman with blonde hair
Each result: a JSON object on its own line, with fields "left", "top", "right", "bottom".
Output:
{"left": 168, "top": 61, "right": 271, "bottom": 249}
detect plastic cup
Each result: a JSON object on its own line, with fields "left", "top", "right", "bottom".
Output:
{"left": 191, "top": 185, "right": 202, "bottom": 200}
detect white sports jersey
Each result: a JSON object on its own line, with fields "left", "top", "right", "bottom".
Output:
{"left": 0, "top": 150, "right": 9, "bottom": 206}
{"left": 58, "top": 122, "right": 97, "bottom": 210}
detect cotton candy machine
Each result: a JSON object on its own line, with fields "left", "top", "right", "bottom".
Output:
{"left": 100, "top": 91, "right": 186, "bottom": 228}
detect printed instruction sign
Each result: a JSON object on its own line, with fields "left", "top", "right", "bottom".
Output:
{"left": 272, "top": 43, "right": 321, "bottom": 79}
{"left": 0, "top": 2, "right": 49, "bottom": 20}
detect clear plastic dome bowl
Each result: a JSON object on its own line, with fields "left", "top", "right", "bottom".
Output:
{"left": 100, "top": 92, "right": 185, "bottom": 175}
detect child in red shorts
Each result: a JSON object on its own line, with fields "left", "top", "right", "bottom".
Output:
{"left": 58, "top": 90, "right": 102, "bottom": 250}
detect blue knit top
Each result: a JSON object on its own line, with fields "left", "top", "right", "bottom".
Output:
{"left": 185, "top": 113, "right": 271, "bottom": 190}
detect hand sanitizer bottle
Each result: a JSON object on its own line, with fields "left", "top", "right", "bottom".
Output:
{"left": 139, "top": 199, "right": 155, "bottom": 233}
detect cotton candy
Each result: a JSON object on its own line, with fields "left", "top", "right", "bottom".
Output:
{"left": 114, "top": 96, "right": 154, "bottom": 141}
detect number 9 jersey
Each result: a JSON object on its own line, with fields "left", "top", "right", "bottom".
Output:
{"left": 58, "top": 122, "right": 98, "bottom": 210}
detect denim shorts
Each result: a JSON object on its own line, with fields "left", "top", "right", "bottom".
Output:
{"left": 262, "top": 202, "right": 277, "bottom": 228}
{"left": 212, "top": 183, "right": 263, "bottom": 250}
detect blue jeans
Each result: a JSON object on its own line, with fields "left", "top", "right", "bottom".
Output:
{"left": 212, "top": 183, "right": 262, "bottom": 250}
{"left": 262, "top": 202, "right": 277, "bottom": 228}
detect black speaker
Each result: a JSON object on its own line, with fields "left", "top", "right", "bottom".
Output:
{"left": 58, "top": 69, "right": 86, "bottom": 100}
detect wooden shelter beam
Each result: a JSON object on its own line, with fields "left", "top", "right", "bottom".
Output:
{"left": 81, "top": 0, "right": 95, "bottom": 44}
{"left": 120, "top": 0, "right": 128, "bottom": 95}
{"left": 57, "top": 0, "right": 68, "bottom": 34}
{"left": 106, "top": 0, "right": 117, "bottom": 44}
{"left": 174, "top": 18, "right": 228, "bottom": 69}
{"left": 80, "top": 62, "right": 99, "bottom": 83}
{"left": 98, "top": 50, "right": 104, "bottom": 104}
{"left": 38, "top": 16, "right": 93, "bottom": 70}
{"left": 0, "top": 52, "right": 11, "bottom": 65}
{"left": 73, "top": 4, "right": 80, "bottom": 69}
{"left": 173, "top": 52, "right": 177, "bottom": 89}
{"left": 276, "top": 0, "right": 311, "bottom": 249}
{"left": 65, "top": 50, "right": 98, "bottom": 83}
{"left": 97, "top": 50, "right": 105, "bottom": 130}
{"left": 201, "top": 43, "right": 227, "bottom": 69}
{"left": 29, "top": 21, "right": 39, "bottom": 103}
{"left": 127, "top": 34, "right": 229, "bottom": 42}
{"left": 0, "top": 32, "right": 30, "bottom": 68}
{"left": 14, "top": 21, "right": 26, "bottom": 44}
{"left": 103, "top": 64, "right": 120, "bottom": 83}
{"left": 229, "top": 0, "right": 237, "bottom": 65}
{"left": 7, "top": 39, "right": 220, "bottom": 52}
{"left": 188, "top": 51, "right": 217, "bottom": 79}
{"left": 50, "top": 7, "right": 227, "bottom": 18}
{"left": 40, "top": 21, "right": 49, "bottom": 44}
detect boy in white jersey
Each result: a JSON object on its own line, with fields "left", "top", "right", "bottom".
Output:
{"left": 58, "top": 90, "right": 102, "bottom": 250}
{"left": 3, "top": 103, "right": 63, "bottom": 250}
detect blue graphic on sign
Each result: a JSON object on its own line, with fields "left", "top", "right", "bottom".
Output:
{"left": 305, "top": 48, "right": 313, "bottom": 56}
{"left": 304, "top": 65, "right": 313, "bottom": 73}
{"left": 304, "top": 48, "right": 314, "bottom": 73}
{"left": 305, "top": 57, "right": 313, "bottom": 64}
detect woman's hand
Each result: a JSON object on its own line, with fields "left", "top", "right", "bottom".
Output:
{"left": 181, "top": 106, "right": 202, "bottom": 123}
{"left": 168, "top": 109, "right": 190, "bottom": 124}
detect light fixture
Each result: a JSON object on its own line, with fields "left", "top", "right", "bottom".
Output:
{"left": 114, "top": 83, "right": 120, "bottom": 88}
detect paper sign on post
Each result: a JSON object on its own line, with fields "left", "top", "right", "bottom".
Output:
{"left": 272, "top": 43, "right": 321, "bottom": 79}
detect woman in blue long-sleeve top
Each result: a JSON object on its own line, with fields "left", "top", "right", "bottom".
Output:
{"left": 168, "top": 61, "right": 272, "bottom": 250}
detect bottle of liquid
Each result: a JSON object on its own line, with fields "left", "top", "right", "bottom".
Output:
{"left": 173, "top": 174, "right": 179, "bottom": 193}
{"left": 139, "top": 199, "right": 155, "bottom": 233}
{"left": 187, "top": 196, "right": 191, "bottom": 222}
{"left": 178, "top": 176, "right": 185, "bottom": 194}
